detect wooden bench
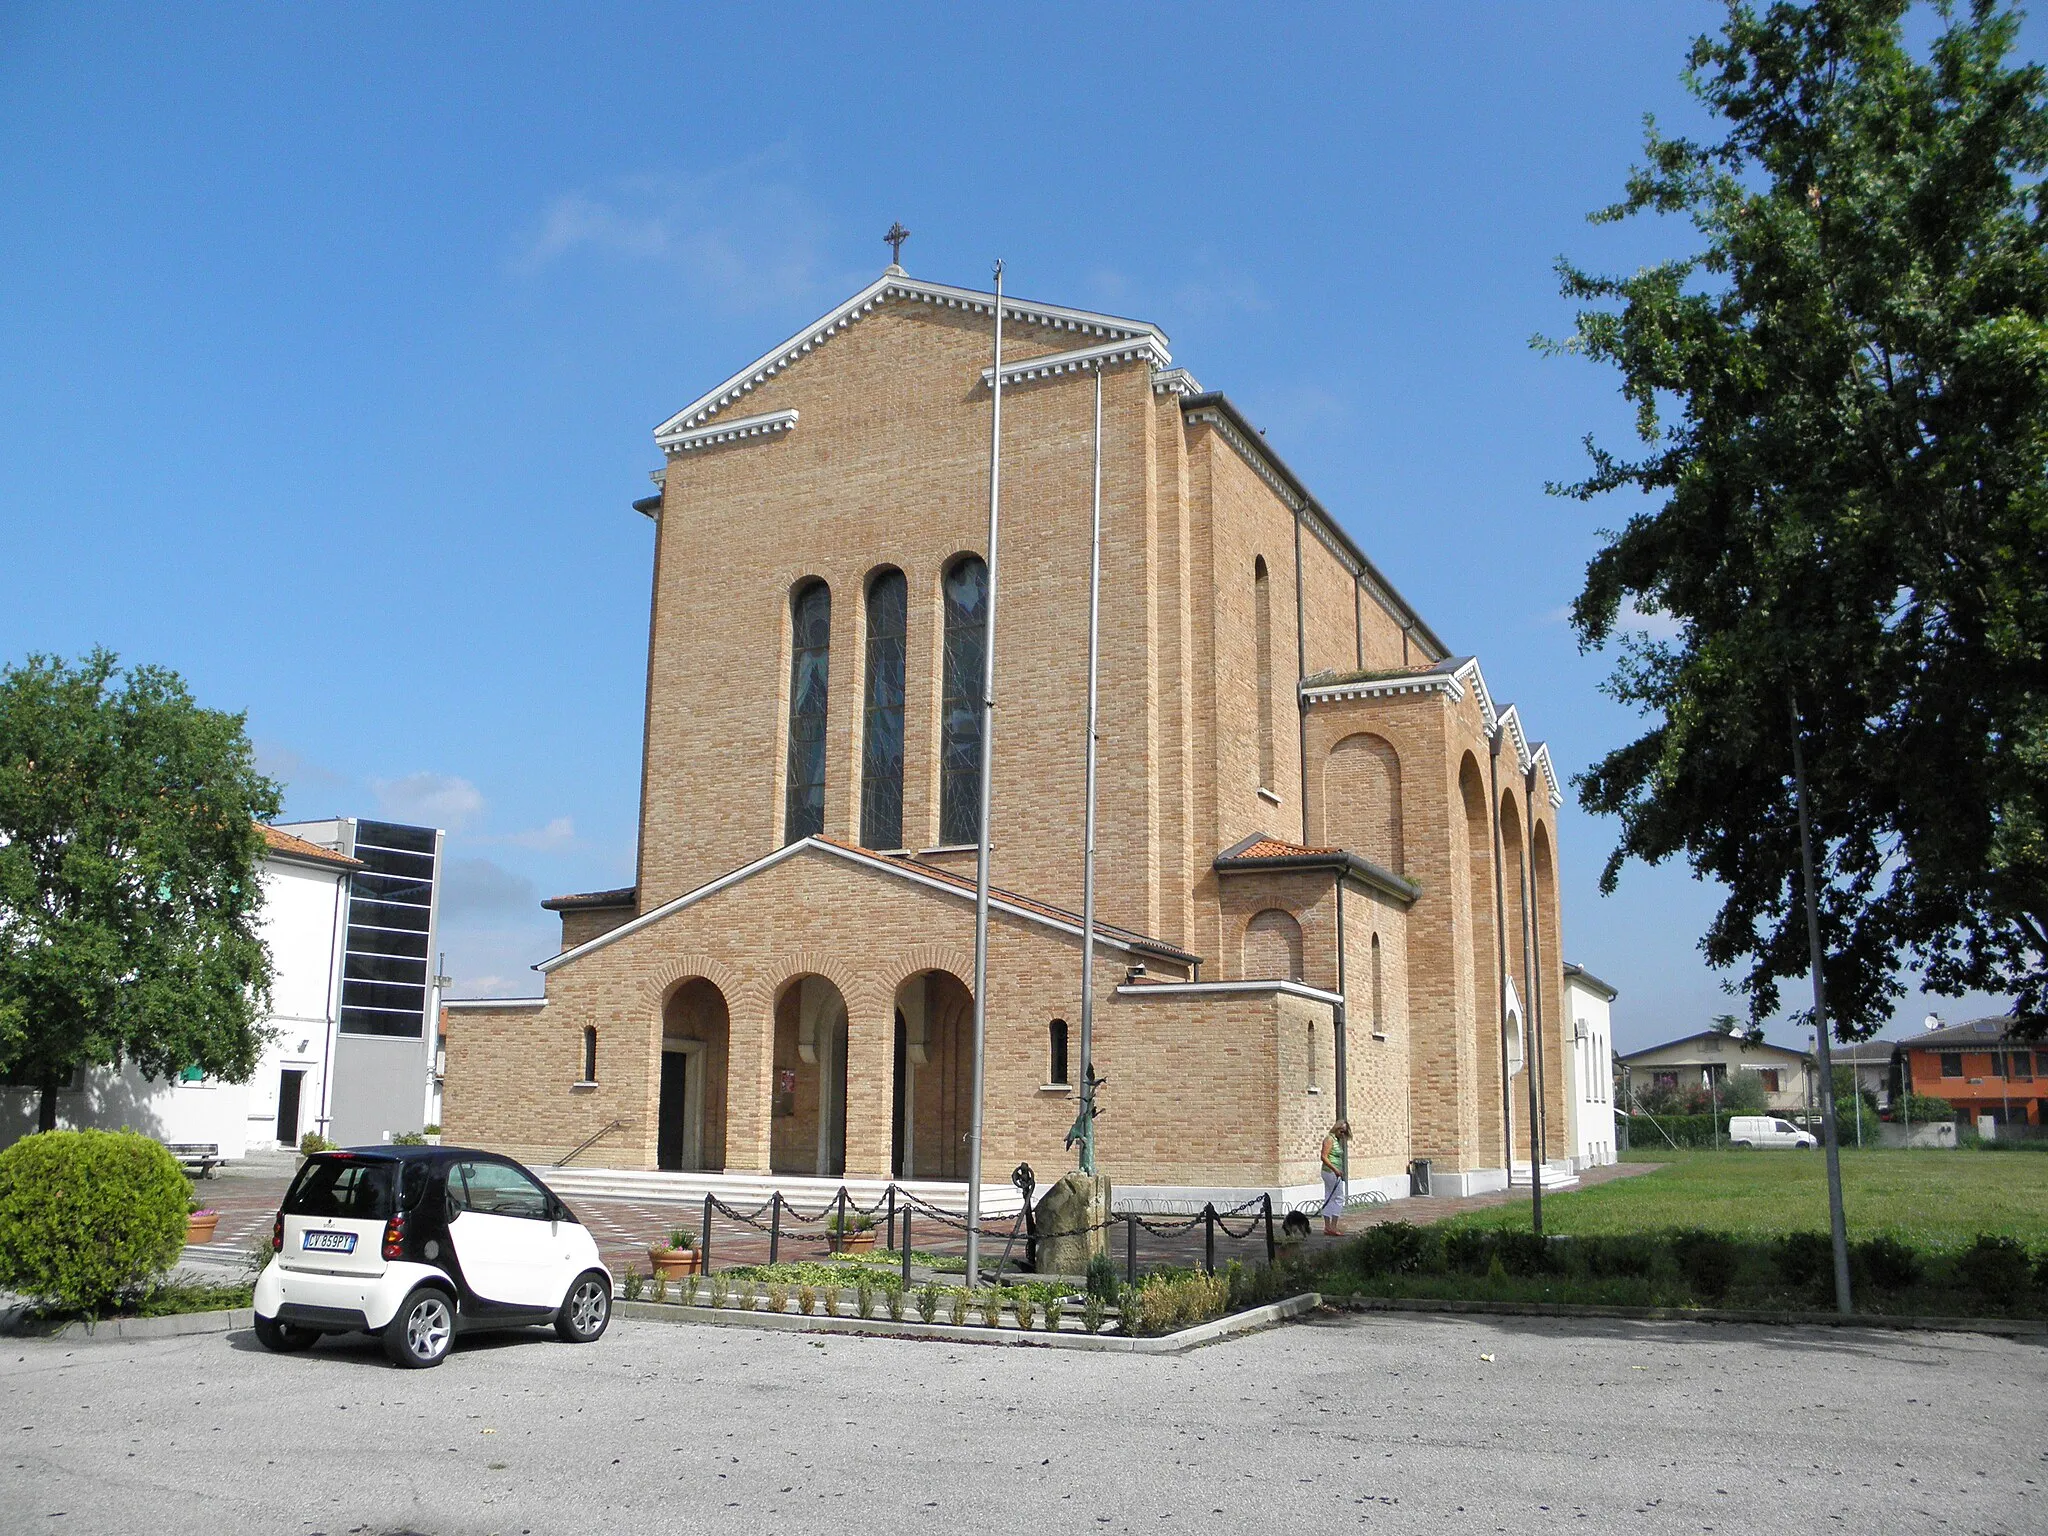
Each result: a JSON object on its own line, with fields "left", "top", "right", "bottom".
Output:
{"left": 166, "top": 1142, "right": 223, "bottom": 1177}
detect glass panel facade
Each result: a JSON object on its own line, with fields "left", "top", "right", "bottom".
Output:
{"left": 861, "top": 568, "right": 907, "bottom": 849}
{"left": 784, "top": 581, "right": 831, "bottom": 842}
{"left": 940, "top": 556, "right": 988, "bottom": 845}
{"left": 338, "top": 818, "right": 439, "bottom": 1039}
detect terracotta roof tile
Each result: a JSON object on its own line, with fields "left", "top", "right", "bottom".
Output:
{"left": 1226, "top": 836, "right": 1342, "bottom": 861}
{"left": 259, "top": 823, "right": 362, "bottom": 870}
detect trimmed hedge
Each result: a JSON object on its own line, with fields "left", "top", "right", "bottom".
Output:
{"left": 0, "top": 1130, "right": 191, "bottom": 1311}
{"left": 1304, "top": 1220, "right": 2048, "bottom": 1316}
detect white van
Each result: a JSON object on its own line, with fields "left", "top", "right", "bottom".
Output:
{"left": 1728, "top": 1114, "right": 1817, "bottom": 1149}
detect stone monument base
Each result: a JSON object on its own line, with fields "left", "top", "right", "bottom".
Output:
{"left": 1035, "top": 1170, "right": 1113, "bottom": 1276}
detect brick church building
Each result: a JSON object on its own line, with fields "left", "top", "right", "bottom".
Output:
{"left": 442, "top": 262, "right": 1571, "bottom": 1204}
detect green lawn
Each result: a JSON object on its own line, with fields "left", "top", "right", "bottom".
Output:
{"left": 1451, "top": 1148, "right": 2048, "bottom": 1252}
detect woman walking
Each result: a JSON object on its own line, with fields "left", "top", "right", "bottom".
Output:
{"left": 1320, "top": 1121, "right": 1350, "bottom": 1236}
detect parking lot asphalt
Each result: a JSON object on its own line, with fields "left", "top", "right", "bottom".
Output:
{"left": 3, "top": 1308, "right": 2041, "bottom": 1536}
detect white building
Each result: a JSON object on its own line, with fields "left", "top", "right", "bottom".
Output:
{"left": 0, "top": 825, "right": 357, "bottom": 1156}
{"left": 1562, "top": 961, "right": 1618, "bottom": 1169}
{"left": 1, "top": 818, "right": 444, "bottom": 1159}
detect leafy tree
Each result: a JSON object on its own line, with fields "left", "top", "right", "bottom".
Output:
{"left": 0, "top": 651, "right": 279, "bottom": 1130}
{"left": 1549, "top": 0, "right": 2048, "bottom": 1039}
{"left": 1719, "top": 1069, "right": 1771, "bottom": 1112}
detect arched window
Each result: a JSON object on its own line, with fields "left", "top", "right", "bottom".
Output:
{"left": 1048, "top": 1019, "right": 1069, "bottom": 1086}
{"left": 582, "top": 1027, "right": 598, "bottom": 1084}
{"left": 1254, "top": 556, "right": 1275, "bottom": 790}
{"left": 784, "top": 580, "right": 831, "bottom": 842}
{"left": 940, "top": 555, "right": 988, "bottom": 845}
{"left": 861, "top": 568, "right": 907, "bottom": 849}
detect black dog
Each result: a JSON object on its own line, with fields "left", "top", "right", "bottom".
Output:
{"left": 1280, "top": 1210, "right": 1312, "bottom": 1241}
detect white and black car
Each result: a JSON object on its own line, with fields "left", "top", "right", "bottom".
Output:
{"left": 253, "top": 1145, "right": 612, "bottom": 1368}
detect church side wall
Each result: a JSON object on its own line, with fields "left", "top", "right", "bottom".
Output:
{"left": 1342, "top": 883, "right": 1414, "bottom": 1184}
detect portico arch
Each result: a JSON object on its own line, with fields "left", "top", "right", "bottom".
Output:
{"left": 660, "top": 977, "right": 730, "bottom": 1172}
{"left": 771, "top": 974, "right": 850, "bottom": 1177}
{"left": 891, "top": 969, "right": 974, "bottom": 1180}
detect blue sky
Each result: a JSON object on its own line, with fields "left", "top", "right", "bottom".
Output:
{"left": 1, "top": 3, "right": 2025, "bottom": 1049}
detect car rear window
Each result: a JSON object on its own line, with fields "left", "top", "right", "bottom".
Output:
{"left": 284, "top": 1156, "right": 395, "bottom": 1220}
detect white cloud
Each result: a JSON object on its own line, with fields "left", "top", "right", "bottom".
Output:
{"left": 371, "top": 772, "right": 486, "bottom": 833}
{"left": 510, "top": 148, "right": 840, "bottom": 314}
{"left": 484, "top": 816, "right": 576, "bottom": 852}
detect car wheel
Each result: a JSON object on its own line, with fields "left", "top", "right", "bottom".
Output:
{"left": 384, "top": 1286, "right": 456, "bottom": 1369}
{"left": 253, "top": 1314, "right": 318, "bottom": 1353}
{"left": 555, "top": 1270, "right": 611, "bottom": 1344}
{"left": 1730, "top": 1140, "right": 1751, "bottom": 1150}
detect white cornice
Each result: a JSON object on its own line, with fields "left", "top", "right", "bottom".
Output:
{"left": 657, "top": 408, "right": 799, "bottom": 455}
{"left": 1115, "top": 979, "right": 1345, "bottom": 1007}
{"left": 1453, "top": 657, "right": 1497, "bottom": 730}
{"left": 652, "top": 272, "right": 1167, "bottom": 440}
{"left": 1300, "top": 672, "right": 1466, "bottom": 708}
{"left": 1530, "top": 742, "right": 1565, "bottom": 809}
{"left": 444, "top": 997, "right": 547, "bottom": 1011}
{"left": 979, "top": 333, "right": 1172, "bottom": 388}
{"left": 1151, "top": 367, "right": 1204, "bottom": 396}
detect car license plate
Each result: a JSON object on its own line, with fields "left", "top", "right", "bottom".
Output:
{"left": 303, "top": 1230, "right": 357, "bottom": 1253}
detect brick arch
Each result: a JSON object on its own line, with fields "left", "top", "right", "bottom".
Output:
{"left": 884, "top": 943, "right": 977, "bottom": 998}
{"left": 639, "top": 955, "right": 749, "bottom": 1017}
{"left": 759, "top": 950, "right": 876, "bottom": 1014}
{"left": 1241, "top": 908, "right": 1305, "bottom": 981}
{"left": 1323, "top": 731, "right": 1403, "bottom": 873}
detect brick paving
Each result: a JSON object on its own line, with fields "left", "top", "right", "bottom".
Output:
{"left": 190, "top": 1157, "right": 1660, "bottom": 1283}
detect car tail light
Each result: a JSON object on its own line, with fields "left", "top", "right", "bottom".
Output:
{"left": 382, "top": 1214, "right": 405, "bottom": 1260}
{"left": 271, "top": 1213, "right": 283, "bottom": 1252}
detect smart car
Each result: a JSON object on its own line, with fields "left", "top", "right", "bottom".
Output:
{"left": 253, "top": 1145, "right": 612, "bottom": 1368}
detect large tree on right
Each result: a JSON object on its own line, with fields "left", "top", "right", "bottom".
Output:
{"left": 1554, "top": 0, "right": 2048, "bottom": 1039}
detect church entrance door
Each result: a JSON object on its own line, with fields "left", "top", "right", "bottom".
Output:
{"left": 891, "top": 970, "right": 973, "bottom": 1180}
{"left": 657, "top": 1049, "right": 689, "bottom": 1171}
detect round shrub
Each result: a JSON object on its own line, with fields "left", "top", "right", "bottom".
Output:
{"left": 1354, "top": 1220, "right": 1440, "bottom": 1276}
{"left": 0, "top": 1130, "right": 190, "bottom": 1312}
{"left": 1853, "top": 1235, "right": 1923, "bottom": 1292}
{"left": 1954, "top": 1235, "right": 2032, "bottom": 1310}
{"left": 1673, "top": 1230, "right": 1741, "bottom": 1302}
{"left": 1443, "top": 1227, "right": 1495, "bottom": 1275}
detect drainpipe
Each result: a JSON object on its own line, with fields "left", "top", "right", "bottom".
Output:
{"left": 1333, "top": 873, "right": 1349, "bottom": 1127}
{"left": 1520, "top": 766, "right": 1548, "bottom": 1211}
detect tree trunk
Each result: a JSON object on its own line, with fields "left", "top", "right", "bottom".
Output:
{"left": 37, "top": 1076, "right": 58, "bottom": 1133}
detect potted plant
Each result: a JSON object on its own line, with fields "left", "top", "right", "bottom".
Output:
{"left": 829, "top": 1207, "right": 877, "bottom": 1254}
{"left": 648, "top": 1228, "right": 700, "bottom": 1278}
{"left": 185, "top": 1206, "right": 221, "bottom": 1244}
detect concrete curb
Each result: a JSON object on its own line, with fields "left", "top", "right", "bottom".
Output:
{"left": 2, "top": 1307, "right": 254, "bottom": 1343}
{"left": 613, "top": 1291, "right": 1320, "bottom": 1354}
{"left": 1322, "top": 1293, "right": 2048, "bottom": 1338}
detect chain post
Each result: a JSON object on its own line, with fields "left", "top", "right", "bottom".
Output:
{"left": 1263, "top": 1194, "right": 1276, "bottom": 1265}
{"left": 700, "top": 1193, "right": 713, "bottom": 1275}
{"left": 1203, "top": 1203, "right": 1216, "bottom": 1274}
{"left": 1125, "top": 1213, "right": 1138, "bottom": 1287}
{"left": 768, "top": 1192, "right": 781, "bottom": 1265}
{"left": 901, "top": 1208, "right": 913, "bottom": 1289}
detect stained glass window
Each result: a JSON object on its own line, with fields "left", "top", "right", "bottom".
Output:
{"left": 861, "top": 568, "right": 907, "bottom": 849}
{"left": 940, "top": 555, "right": 988, "bottom": 845}
{"left": 785, "top": 580, "right": 831, "bottom": 842}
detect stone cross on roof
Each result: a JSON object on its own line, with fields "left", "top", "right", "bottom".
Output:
{"left": 883, "top": 221, "right": 910, "bottom": 266}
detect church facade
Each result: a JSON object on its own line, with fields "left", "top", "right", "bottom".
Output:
{"left": 441, "top": 265, "right": 1571, "bottom": 1203}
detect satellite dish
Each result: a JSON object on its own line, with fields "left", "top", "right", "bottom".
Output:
{"left": 1923, "top": 1013, "right": 1942, "bottom": 1032}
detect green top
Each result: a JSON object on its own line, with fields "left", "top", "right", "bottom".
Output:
{"left": 1321, "top": 1132, "right": 1346, "bottom": 1178}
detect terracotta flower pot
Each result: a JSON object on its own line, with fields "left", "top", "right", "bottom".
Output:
{"left": 648, "top": 1246, "right": 701, "bottom": 1277}
{"left": 186, "top": 1212, "right": 220, "bottom": 1245}
{"left": 840, "top": 1229, "right": 877, "bottom": 1254}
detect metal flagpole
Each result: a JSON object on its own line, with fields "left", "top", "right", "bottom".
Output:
{"left": 1791, "top": 694, "right": 1853, "bottom": 1315}
{"left": 1075, "top": 364, "right": 1105, "bottom": 1175}
{"left": 965, "top": 261, "right": 1006, "bottom": 1286}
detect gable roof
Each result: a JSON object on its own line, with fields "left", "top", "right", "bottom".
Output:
{"left": 1299, "top": 655, "right": 1565, "bottom": 808}
{"left": 653, "top": 267, "right": 1169, "bottom": 446}
{"left": 1562, "top": 961, "right": 1618, "bottom": 1001}
{"left": 537, "top": 834, "right": 1198, "bottom": 975}
{"left": 260, "top": 823, "right": 363, "bottom": 872}
{"left": 1903, "top": 1016, "right": 2034, "bottom": 1050}
{"left": 1618, "top": 1029, "right": 1813, "bottom": 1065}
{"left": 1211, "top": 833, "right": 1420, "bottom": 906}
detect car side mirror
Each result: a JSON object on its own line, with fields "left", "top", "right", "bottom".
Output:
{"left": 444, "top": 1191, "right": 461, "bottom": 1223}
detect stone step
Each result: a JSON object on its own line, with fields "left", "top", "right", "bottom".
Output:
{"left": 535, "top": 1166, "right": 1025, "bottom": 1218}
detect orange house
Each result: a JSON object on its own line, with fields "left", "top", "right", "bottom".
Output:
{"left": 1895, "top": 1018, "right": 2045, "bottom": 1130}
